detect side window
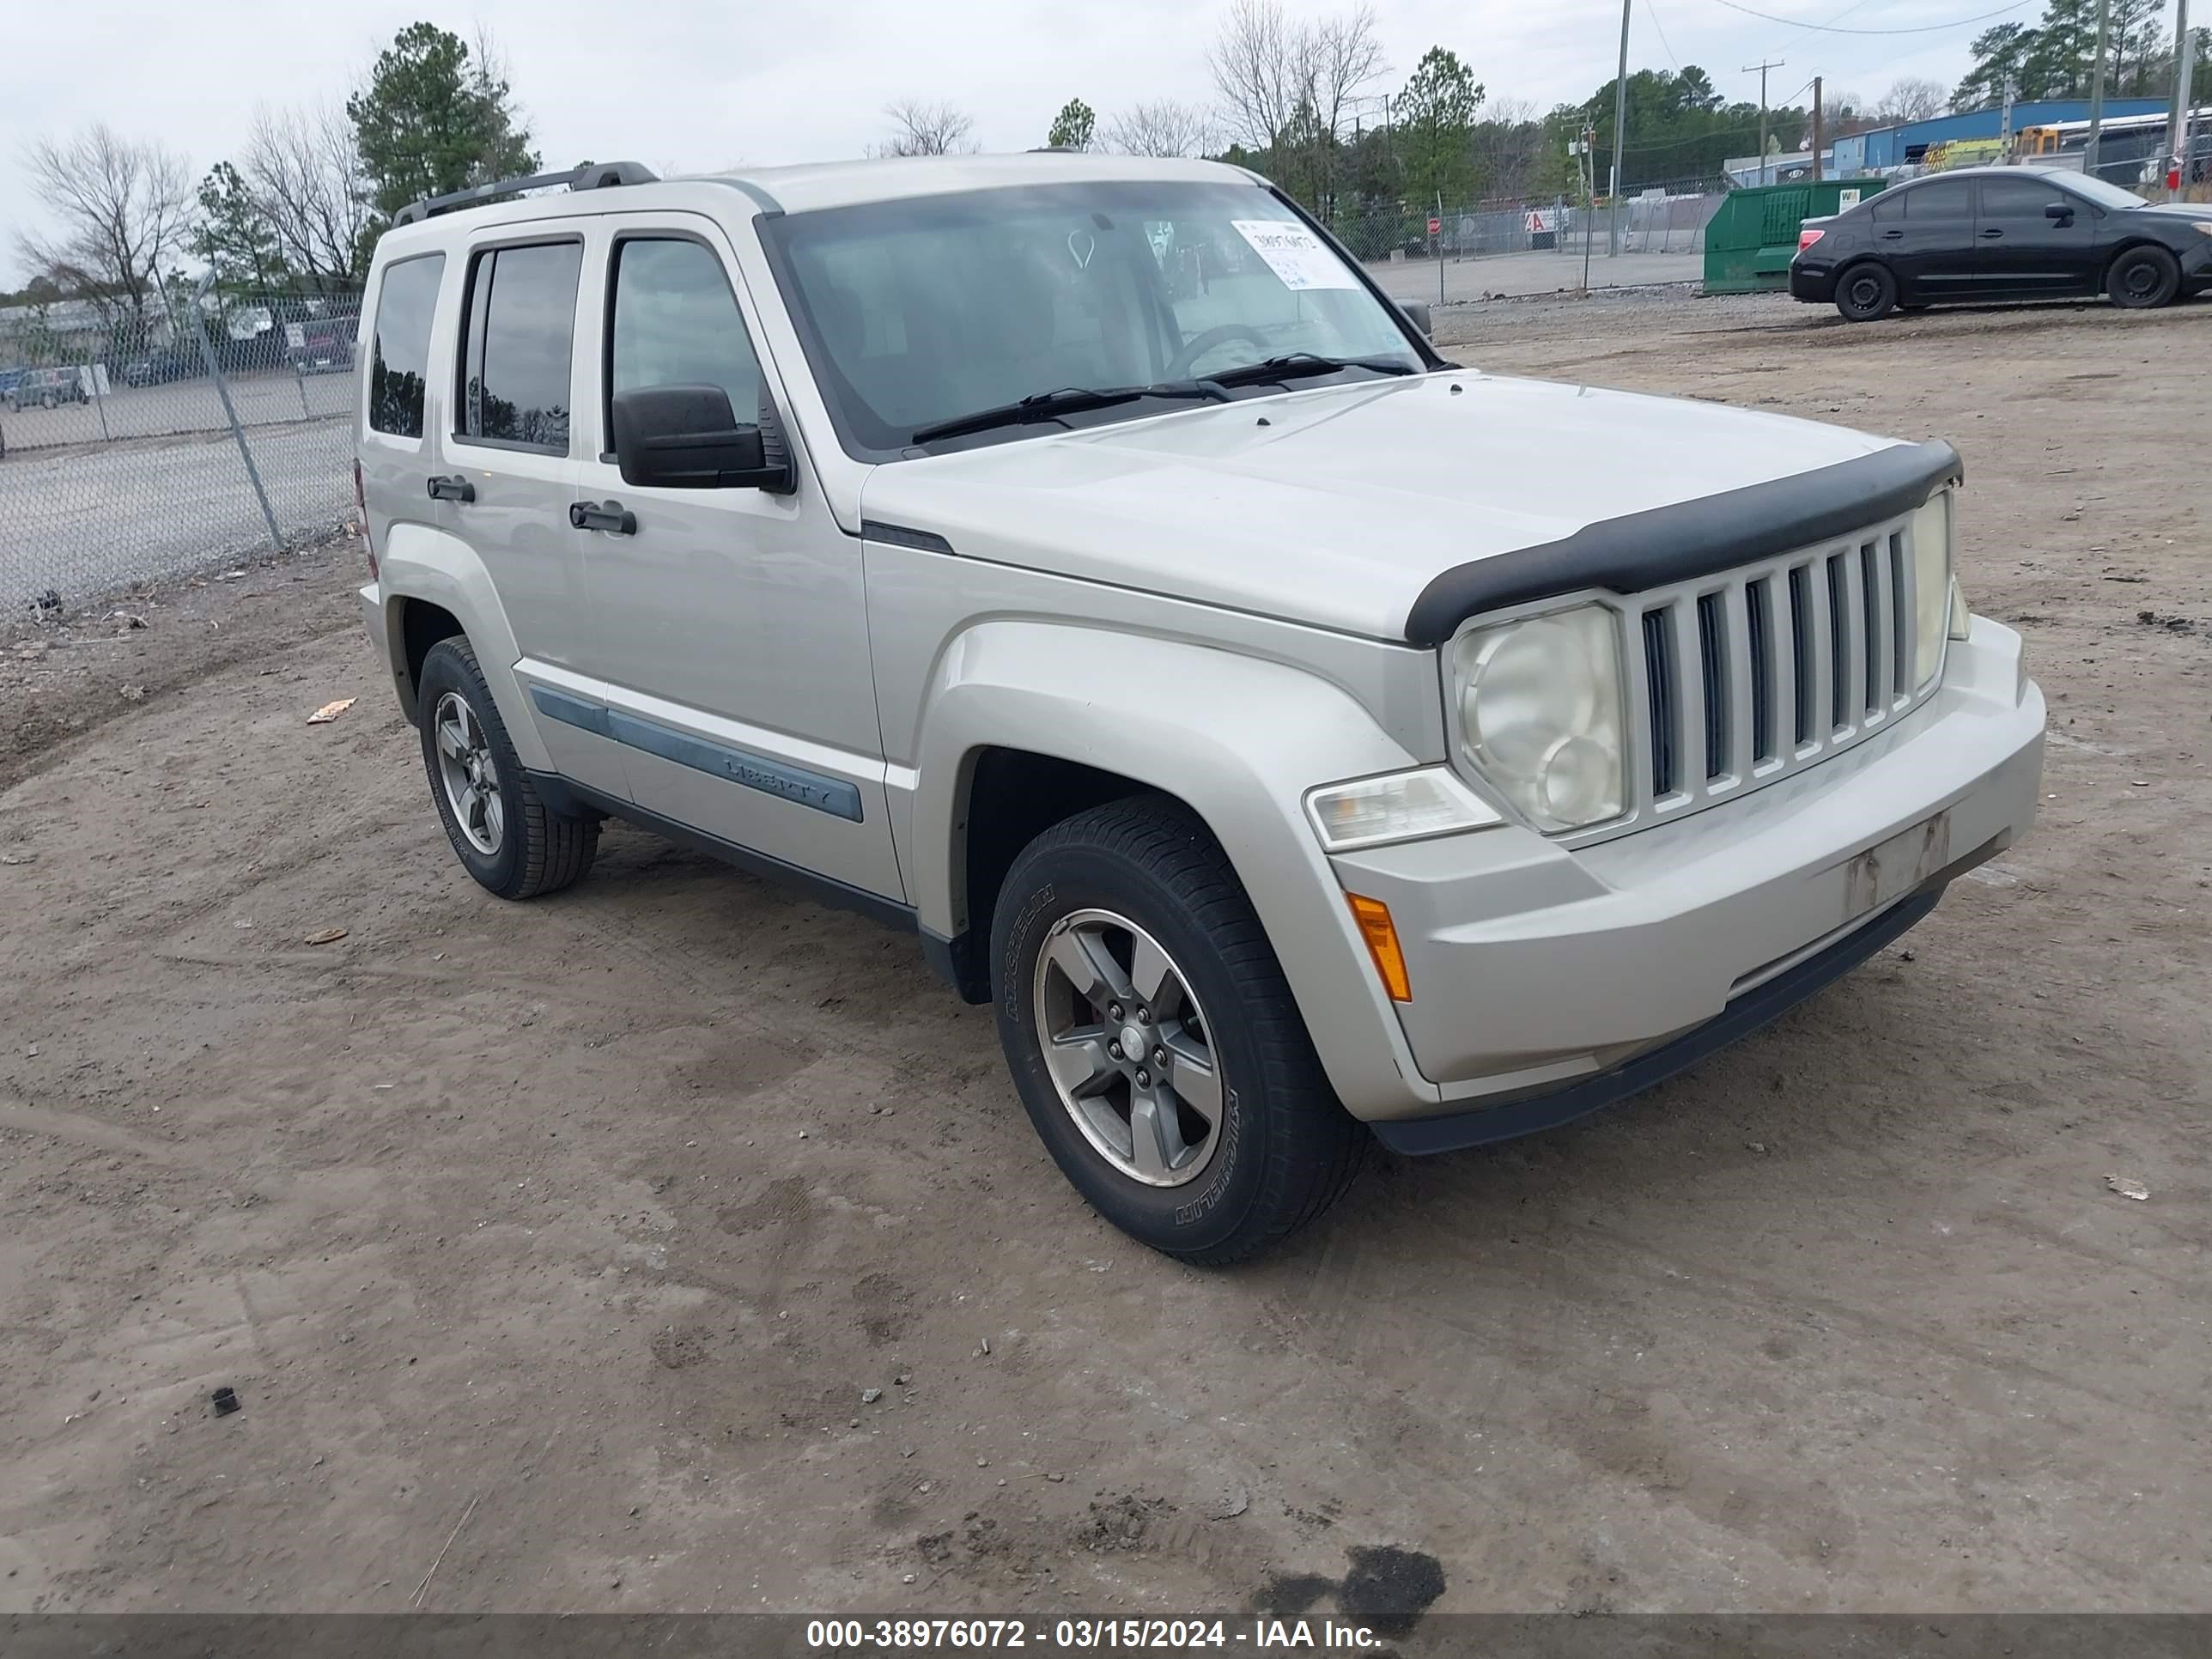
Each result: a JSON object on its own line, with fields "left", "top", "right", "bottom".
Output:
{"left": 607, "top": 238, "right": 763, "bottom": 426}
{"left": 1981, "top": 176, "right": 2065, "bottom": 218}
{"left": 455, "top": 240, "right": 582, "bottom": 452}
{"left": 1869, "top": 191, "right": 1905, "bottom": 224}
{"left": 1905, "top": 181, "right": 1973, "bottom": 220}
{"left": 368, "top": 253, "right": 443, "bottom": 438}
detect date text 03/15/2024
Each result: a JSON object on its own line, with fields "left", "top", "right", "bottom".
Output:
{"left": 805, "top": 1617, "right": 1387, "bottom": 1648}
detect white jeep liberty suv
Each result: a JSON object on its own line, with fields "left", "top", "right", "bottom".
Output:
{"left": 355, "top": 155, "right": 2045, "bottom": 1262}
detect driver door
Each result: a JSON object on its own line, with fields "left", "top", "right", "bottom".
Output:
{"left": 570, "top": 215, "right": 902, "bottom": 902}
{"left": 1974, "top": 174, "right": 2102, "bottom": 295}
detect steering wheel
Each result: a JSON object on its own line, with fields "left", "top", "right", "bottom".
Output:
{"left": 1165, "top": 323, "right": 1272, "bottom": 380}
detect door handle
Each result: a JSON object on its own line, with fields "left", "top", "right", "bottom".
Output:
{"left": 1881, "top": 229, "right": 1904, "bottom": 240}
{"left": 569, "top": 500, "right": 636, "bottom": 535}
{"left": 1979, "top": 228, "right": 2003, "bottom": 238}
{"left": 426, "top": 474, "right": 475, "bottom": 503}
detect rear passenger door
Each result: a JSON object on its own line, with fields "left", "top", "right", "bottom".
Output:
{"left": 446, "top": 222, "right": 629, "bottom": 799}
{"left": 1884, "top": 178, "right": 1979, "bottom": 302}
{"left": 569, "top": 216, "right": 902, "bottom": 903}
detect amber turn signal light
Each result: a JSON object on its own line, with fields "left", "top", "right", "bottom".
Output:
{"left": 1346, "top": 894, "right": 1412, "bottom": 1003}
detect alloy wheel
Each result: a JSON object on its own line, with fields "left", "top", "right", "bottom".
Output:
{"left": 1031, "top": 908, "right": 1225, "bottom": 1188}
{"left": 431, "top": 690, "right": 505, "bottom": 855}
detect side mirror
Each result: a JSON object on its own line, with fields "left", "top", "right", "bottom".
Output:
{"left": 610, "top": 384, "right": 793, "bottom": 491}
{"left": 1402, "top": 300, "right": 1433, "bottom": 338}
{"left": 2044, "top": 203, "right": 2075, "bottom": 222}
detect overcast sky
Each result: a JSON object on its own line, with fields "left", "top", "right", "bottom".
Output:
{"left": 1, "top": 0, "right": 2112, "bottom": 280}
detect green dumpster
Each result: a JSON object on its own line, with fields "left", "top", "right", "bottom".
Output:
{"left": 1703, "top": 179, "right": 1889, "bottom": 295}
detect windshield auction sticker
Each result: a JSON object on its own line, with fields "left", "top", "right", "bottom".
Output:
{"left": 1230, "top": 220, "right": 1360, "bottom": 291}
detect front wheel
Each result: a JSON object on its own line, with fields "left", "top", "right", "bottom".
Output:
{"left": 2106, "top": 245, "right": 2180, "bottom": 309}
{"left": 416, "top": 635, "right": 598, "bottom": 899}
{"left": 1835, "top": 263, "right": 1899, "bottom": 322}
{"left": 990, "top": 798, "right": 1365, "bottom": 1265}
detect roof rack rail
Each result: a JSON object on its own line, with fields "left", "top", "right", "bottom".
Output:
{"left": 392, "top": 160, "right": 658, "bottom": 227}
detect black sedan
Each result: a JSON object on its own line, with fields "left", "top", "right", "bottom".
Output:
{"left": 1790, "top": 167, "right": 2212, "bottom": 322}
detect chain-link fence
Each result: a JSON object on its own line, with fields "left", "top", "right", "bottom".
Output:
{"left": 1, "top": 287, "right": 361, "bottom": 608}
{"left": 1335, "top": 179, "right": 1729, "bottom": 307}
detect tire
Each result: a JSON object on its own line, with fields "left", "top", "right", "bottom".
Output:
{"left": 1834, "top": 263, "right": 1899, "bottom": 323}
{"left": 990, "top": 796, "right": 1365, "bottom": 1265}
{"left": 416, "top": 635, "right": 597, "bottom": 899}
{"left": 39, "top": 391, "right": 57, "bottom": 410}
{"left": 2106, "top": 244, "right": 2180, "bottom": 309}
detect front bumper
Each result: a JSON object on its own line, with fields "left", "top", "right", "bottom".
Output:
{"left": 1328, "top": 615, "right": 2044, "bottom": 1134}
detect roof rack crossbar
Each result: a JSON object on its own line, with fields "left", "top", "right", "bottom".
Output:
{"left": 392, "top": 160, "right": 659, "bottom": 226}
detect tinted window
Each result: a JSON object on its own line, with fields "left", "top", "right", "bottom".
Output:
{"left": 1981, "top": 176, "right": 2068, "bottom": 217}
{"left": 368, "top": 253, "right": 443, "bottom": 437}
{"left": 1905, "top": 180, "right": 1973, "bottom": 219}
{"left": 458, "top": 240, "right": 582, "bottom": 451}
{"left": 1870, "top": 191, "right": 1905, "bottom": 223}
{"left": 609, "top": 239, "right": 763, "bottom": 427}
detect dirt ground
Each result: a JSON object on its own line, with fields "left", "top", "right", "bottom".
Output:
{"left": 3, "top": 292, "right": 2208, "bottom": 1622}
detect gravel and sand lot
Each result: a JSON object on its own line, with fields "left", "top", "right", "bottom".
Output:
{"left": 2, "top": 290, "right": 2206, "bottom": 1620}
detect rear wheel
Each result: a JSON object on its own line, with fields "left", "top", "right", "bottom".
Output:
{"left": 2106, "top": 245, "right": 2180, "bottom": 309}
{"left": 1835, "top": 263, "right": 1899, "bottom": 323}
{"left": 416, "top": 635, "right": 598, "bottom": 899}
{"left": 990, "top": 798, "right": 1364, "bottom": 1265}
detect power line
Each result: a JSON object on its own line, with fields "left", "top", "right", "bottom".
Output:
{"left": 1764, "top": 0, "right": 1876, "bottom": 58}
{"left": 1644, "top": 0, "right": 1688, "bottom": 73}
{"left": 1706, "top": 0, "right": 2032, "bottom": 33}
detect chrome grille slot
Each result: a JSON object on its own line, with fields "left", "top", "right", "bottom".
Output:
{"left": 1826, "top": 552, "right": 1850, "bottom": 732}
{"left": 1643, "top": 609, "right": 1678, "bottom": 799}
{"left": 1859, "top": 541, "right": 1884, "bottom": 720}
{"left": 1887, "top": 533, "right": 1910, "bottom": 698}
{"left": 1696, "top": 592, "right": 1728, "bottom": 781}
{"left": 1788, "top": 564, "right": 1814, "bottom": 747}
{"left": 1575, "top": 501, "right": 1937, "bottom": 845}
{"left": 1746, "top": 577, "right": 1775, "bottom": 763}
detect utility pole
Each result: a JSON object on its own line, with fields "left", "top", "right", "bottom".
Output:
{"left": 1744, "top": 58, "right": 1784, "bottom": 187}
{"left": 2171, "top": 0, "right": 2197, "bottom": 192}
{"left": 1812, "top": 76, "right": 1824, "bottom": 181}
{"left": 2086, "top": 0, "right": 2111, "bottom": 176}
{"left": 1608, "top": 0, "right": 1632, "bottom": 256}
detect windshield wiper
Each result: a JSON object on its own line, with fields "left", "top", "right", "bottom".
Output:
{"left": 910, "top": 380, "right": 1230, "bottom": 445}
{"left": 1206, "top": 352, "right": 1420, "bottom": 388}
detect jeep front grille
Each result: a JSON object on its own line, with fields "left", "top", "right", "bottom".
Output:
{"left": 1607, "top": 506, "right": 1940, "bottom": 836}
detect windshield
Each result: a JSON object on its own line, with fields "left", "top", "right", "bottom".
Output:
{"left": 2063, "top": 172, "right": 2149, "bottom": 211}
{"left": 762, "top": 181, "right": 1426, "bottom": 457}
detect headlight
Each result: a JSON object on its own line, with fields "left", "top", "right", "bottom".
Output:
{"left": 1449, "top": 603, "right": 1626, "bottom": 833}
{"left": 1911, "top": 489, "right": 1954, "bottom": 686}
{"left": 1305, "top": 768, "right": 1500, "bottom": 852}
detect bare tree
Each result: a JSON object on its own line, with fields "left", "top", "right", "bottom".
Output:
{"left": 1875, "top": 77, "right": 1948, "bottom": 125}
{"left": 1105, "top": 100, "right": 1218, "bottom": 158}
{"left": 1305, "top": 3, "right": 1387, "bottom": 161}
{"left": 1209, "top": 0, "right": 1304, "bottom": 155}
{"left": 1469, "top": 96, "right": 1542, "bottom": 198}
{"left": 242, "top": 104, "right": 374, "bottom": 289}
{"left": 874, "top": 99, "right": 979, "bottom": 157}
{"left": 1206, "top": 0, "right": 1384, "bottom": 212}
{"left": 20, "top": 124, "right": 193, "bottom": 321}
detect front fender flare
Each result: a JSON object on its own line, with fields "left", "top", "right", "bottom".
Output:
{"left": 911, "top": 620, "right": 1443, "bottom": 1117}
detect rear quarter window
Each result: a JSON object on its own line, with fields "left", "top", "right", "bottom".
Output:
{"left": 367, "top": 253, "right": 444, "bottom": 438}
